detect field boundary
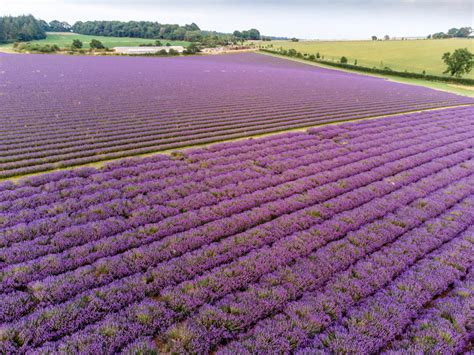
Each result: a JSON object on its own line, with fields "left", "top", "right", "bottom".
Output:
{"left": 260, "top": 49, "right": 474, "bottom": 86}
{"left": 3, "top": 103, "right": 472, "bottom": 184}
{"left": 259, "top": 51, "right": 474, "bottom": 97}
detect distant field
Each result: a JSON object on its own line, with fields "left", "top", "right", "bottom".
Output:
{"left": 266, "top": 39, "right": 474, "bottom": 78}
{"left": 0, "top": 32, "right": 189, "bottom": 50}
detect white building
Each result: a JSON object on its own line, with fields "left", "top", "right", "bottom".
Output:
{"left": 113, "top": 46, "right": 185, "bottom": 54}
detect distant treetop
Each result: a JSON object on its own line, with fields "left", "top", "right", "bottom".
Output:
{"left": 232, "top": 29, "right": 261, "bottom": 40}
{"left": 430, "top": 27, "right": 472, "bottom": 39}
{"left": 47, "top": 20, "right": 72, "bottom": 32}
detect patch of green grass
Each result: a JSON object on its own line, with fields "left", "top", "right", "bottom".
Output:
{"left": 260, "top": 38, "right": 474, "bottom": 79}
{"left": 0, "top": 32, "right": 189, "bottom": 51}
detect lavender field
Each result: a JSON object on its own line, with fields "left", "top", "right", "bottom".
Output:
{"left": 0, "top": 104, "right": 473, "bottom": 353}
{"left": 0, "top": 53, "right": 473, "bottom": 178}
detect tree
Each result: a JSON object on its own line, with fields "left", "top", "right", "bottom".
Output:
{"left": 442, "top": 48, "right": 474, "bottom": 78}
{"left": 447, "top": 28, "right": 459, "bottom": 37}
{"left": 456, "top": 27, "right": 472, "bottom": 38}
{"left": 184, "top": 23, "right": 200, "bottom": 31}
{"left": 340, "top": 56, "right": 348, "bottom": 64}
{"left": 49, "top": 20, "right": 71, "bottom": 32}
{"left": 72, "top": 39, "right": 82, "bottom": 49}
{"left": 371, "top": 35, "right": 377, "bottom": 41}
{"left": 290, "top": 37, "right": 299, "bottom": 42}
{"left": 432, "top": 32, "right": 447, "bottom": 39}
{"left": 247, "top": 28, "right": 261, "bottom": 40}
{"left": 383, "top": 35, "right": 390, "bottom": 40}
{"left": 0, "top": 19, "right": 4, "bottom": 43}
{"left": 184, "top": 30, "right": 202, "bottom": 42}
{"left": 90, "top": 39, "right": 105, "bottom": 49}
{"left": 38, "top": 19, "right": 50, "bottom": 32}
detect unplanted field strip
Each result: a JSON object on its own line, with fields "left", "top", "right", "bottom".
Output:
{"left": 2, "top": 104, "right": 472, "bottom": 183}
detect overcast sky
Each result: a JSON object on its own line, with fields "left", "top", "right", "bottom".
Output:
{"left": 1, "top": 0, "right": 472, "bottom": 39}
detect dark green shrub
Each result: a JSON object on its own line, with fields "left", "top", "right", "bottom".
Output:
{"left": 72, "top": 39, "right": 82, "bottom": 49}
{"left": 90, "top": 39, "right": 105, "bottom": 49}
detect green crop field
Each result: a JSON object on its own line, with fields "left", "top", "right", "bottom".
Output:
{"left": 0, "top": 32, "right": 190, "bottom": 50}
{"left": 262, "top": 39, "right": 474, "bottom": 79}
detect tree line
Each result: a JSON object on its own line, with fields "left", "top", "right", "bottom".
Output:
{"left": 428, "top": 27, "right": 472, "bottom": 39}
{"left": 232, "top": 29, "right": 261, "bottom": 40}
{"left": 0, "top": 15, "right": 263, "bottom": 45}
{"left": 39, "top": 20, "right": 72, "bottom": 32}
{"left": 0, "top": 15, "right": 46, "bottom": 43}
{"left": 71, "top": 20, "right": 202, "bottom": 41}
{"left": 72, "top": 21, "right": 262, "bottom": 43}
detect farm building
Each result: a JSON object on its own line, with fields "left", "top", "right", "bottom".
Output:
{"left": 113, "top": 46, "right": 185, "bottom": 54}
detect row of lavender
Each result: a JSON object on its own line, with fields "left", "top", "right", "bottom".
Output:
{"left": 1, "top": 53, "right": 473, "bottom": 177}
{"left": 0, "top": 106, "right": 473, "bottom": 353}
